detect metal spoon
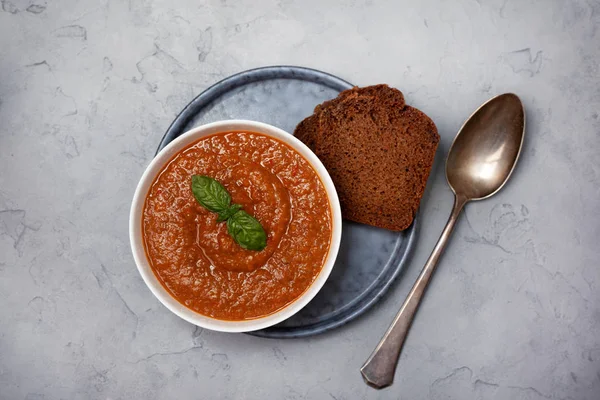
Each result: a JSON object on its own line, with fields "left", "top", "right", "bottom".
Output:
{"left": 360, "top": 93, "right": 525, "bottom": 389}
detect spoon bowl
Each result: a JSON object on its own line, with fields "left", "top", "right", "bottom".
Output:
{"left": 447, "top": 93, "right": 525, "bottom": 200}
{"left": 361, "top": 93, "right": 525, "bottom": 389}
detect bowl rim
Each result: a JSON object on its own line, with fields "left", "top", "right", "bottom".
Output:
{"left": 129, "top": 119, "right": 342, "bottom": 332}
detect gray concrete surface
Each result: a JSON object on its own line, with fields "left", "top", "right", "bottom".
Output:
{"left": 1, "top": 0, "right": 599, "bottom": 399}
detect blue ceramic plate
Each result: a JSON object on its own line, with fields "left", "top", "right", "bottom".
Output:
{"left": 156, "top": 66, "right": 417, "bottom": 338}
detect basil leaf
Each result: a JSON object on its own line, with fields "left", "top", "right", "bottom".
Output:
{"left": 217, "top": 204, "right": 242, "bottom": 222}
{"left": 227, "top": 210, "right": 267, "bottom": 251}
{"left": 191, "top": 175, "right": 267, "bottom": 252}
{"left": 191, "top": 175, "right": 231, "bottom": 214}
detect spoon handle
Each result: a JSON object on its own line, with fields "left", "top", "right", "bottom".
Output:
{"left": 360, "top": 195, "right": 467, "bottom": 389}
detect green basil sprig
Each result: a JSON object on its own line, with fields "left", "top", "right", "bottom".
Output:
{"left": 191, "top": 175, "right": 267, "bottom": 251}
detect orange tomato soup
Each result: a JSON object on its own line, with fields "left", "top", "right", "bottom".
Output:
{"left": 142, "top": 131, "right": 332, "bottom": 320}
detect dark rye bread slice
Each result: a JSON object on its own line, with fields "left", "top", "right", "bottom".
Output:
{"left": 295, "top": 85, "right": 439, "bottom": 231}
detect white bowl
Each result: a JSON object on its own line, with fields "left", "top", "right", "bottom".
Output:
{"left": 129, "top": 120, "right": 342, "bottom": 332}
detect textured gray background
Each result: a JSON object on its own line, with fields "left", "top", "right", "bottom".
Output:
{"left": 1, "top": 0, "right": 599, "bottom": 399}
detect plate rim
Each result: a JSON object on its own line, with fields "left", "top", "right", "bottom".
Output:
{"left": 157, "top": 65, "right": 353, "bottom": 154}
{"left": 155, "top": 65, "right": 418, "bottom": 338}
